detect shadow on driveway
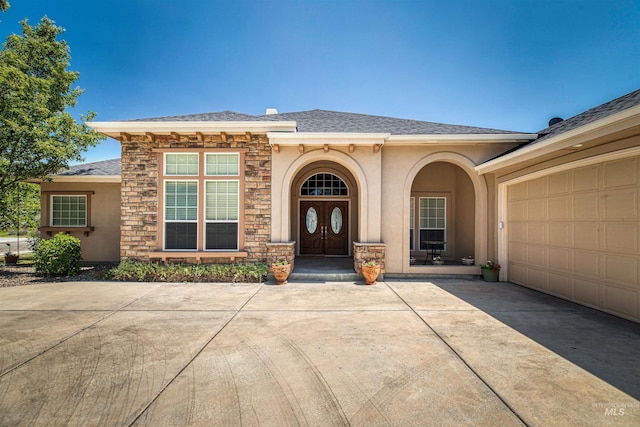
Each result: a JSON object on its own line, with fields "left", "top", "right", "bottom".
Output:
{"left": 426, "top": 280, "right": 640, "bottom": 400}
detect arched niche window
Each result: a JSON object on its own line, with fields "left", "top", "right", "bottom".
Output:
{"left": 300, "top": 173, "right": 348, "bottom": 196}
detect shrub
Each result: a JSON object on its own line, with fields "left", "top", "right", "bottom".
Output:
{"left": 34, "top": 233, "right": 82, "bottom": 276}
{"left": 107, "top": 260, "right": 268, "bottom": 283}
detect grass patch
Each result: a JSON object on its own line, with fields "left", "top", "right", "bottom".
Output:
{"left": 106, "top": 260, "right": 267, "bottom": 283}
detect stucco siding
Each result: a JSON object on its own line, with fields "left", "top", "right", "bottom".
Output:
{"left": 39, "top": 182, "right": 121, "bottom": 262}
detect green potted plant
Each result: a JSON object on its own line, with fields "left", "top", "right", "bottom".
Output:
{"left": 431, "top": 256, "right": 444, "bottom": 266}
{"left": 271, "top": 260, "right": 291, "bottom": 285}
{"left": 480, "top": 260, "right": 501, "bottom": 282}
{"left": 361, "top": 260, "right": 381, "bottom": 285}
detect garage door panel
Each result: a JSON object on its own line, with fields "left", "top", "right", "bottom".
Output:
{"left": 572, "top": 278, "right": 600, "bottom": 307}
{"left": 548, "top": 171, "right": 570, "bottom": 195}
{"left": 604, "top": 190, "right": 638, "bottom": 219}
{"left": 573, "top": 251, "right": 600, "bottom": 278}
{"left": 548, "top": 273, "right": 571, "bottom": 298}
{"left": 604, "top": 285, "right": 638, "bottom": 319}
{"left": 572, "top": 165, "right": 599, "bottom": 192}
{"left": 526, "top": 245, "right": 547, "bottom": 268}
{"left": 573, "top": 195, "right": 599, "bottom": 220}
{"left": 604, "top": 223, "right": 638, "bottom": 252}
{"left": 548, "top": 223, "right": 571, "bottom": 247}
{"left": 573, "top": 223, "right": 599, "bottom": 249}
{"left": 604, "top": 157, "right": 638, "bottom": 188}
{"left": 549, "top": 197, "right": 571, "bottom": 220}
{"left": 526, "top": 223, "right": 547, "bottom": 244}
{"left": 548, "top": 248, "right": 570, "bottom": 272}
{"left": 604, "top": 255, "right": 638, "bottom": 287}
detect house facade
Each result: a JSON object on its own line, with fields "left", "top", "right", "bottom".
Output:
{"left": 39, "top": 89, "right": 640, "bottom": 323}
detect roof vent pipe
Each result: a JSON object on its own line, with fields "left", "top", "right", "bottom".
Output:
{"left": 265, "top": 108, "right": 278, "bottom": 115}
{"left": 548, "top": 117, "right": 563, "bottom": 127}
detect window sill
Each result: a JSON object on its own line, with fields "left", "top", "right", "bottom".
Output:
{"left": 39, "top": 226, "right": 94, "bottom": 237}
{"left": 149, "top": 251, "right": 248, "bottom": 263}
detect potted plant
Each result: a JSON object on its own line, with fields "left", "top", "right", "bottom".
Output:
{"left": 271, "top": 260, "right": 291, "bottom": 285}
{"left": 461, "top": 256, "right": 475, "bottom": 266}
{"left": 480, "top": 260, "right": 501, "bottom": 282}
{"left": 431, "top": 256, "right": 444, "bottom": 266}
{"left": 361, "top": 260, "right": 381, "bottom": 285}
{"left": 4, "top": 243, "right": 18, "bottom": 265}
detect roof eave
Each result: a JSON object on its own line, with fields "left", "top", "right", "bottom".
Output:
{"left": 385, "top": 133, "right": 537, "bottom": 145}
{"left": 30, "top": 175, "right": 121, "bottom": 183}
{"left": 88, "top": 121, "right": 298, "bottom": 139}
{"left": 475, "top": 104, "right": 640, "bottom": 175}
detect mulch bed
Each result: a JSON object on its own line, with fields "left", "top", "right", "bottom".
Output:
{"left": 0, "top": 264, "right": 113, "bottom": 287}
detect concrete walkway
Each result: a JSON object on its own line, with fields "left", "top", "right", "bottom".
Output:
{"left": 0, "top": 279, "right": 638, "bottom": 426}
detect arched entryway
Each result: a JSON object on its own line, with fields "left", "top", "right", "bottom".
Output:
{"left": 402, "top": 152, "right": 488, "bottom": 270}
{"left": 409, "top": 162, "right": 475, "bottom": 262}
{"left": 291, "top": 161, "right": 359, "bottom": 256}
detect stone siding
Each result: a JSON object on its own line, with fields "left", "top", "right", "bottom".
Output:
{"left": 120, "top": 133, "right": 271, "bottom": 262}
{"left": 353, "top": 242, "right": 386, "bottom": 273}
{"left": 266, "top": 242, "right": 296, "bottom": 272}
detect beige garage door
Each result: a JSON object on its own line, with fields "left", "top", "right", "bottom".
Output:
{"left": 507, "top": 155, "right": 639, "bottom": 322}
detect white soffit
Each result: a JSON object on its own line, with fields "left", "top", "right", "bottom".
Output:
{"left": 385, "top": 133, "right": 537, "bottom": 145}
{"left": 267, "top": 132, "right": 389, "bottom": 146}
{"left": 88, "top": 121, "right": 298, "bottom": 138}
{"left": 267, "top": 132, "right": 536, "bottom": 146}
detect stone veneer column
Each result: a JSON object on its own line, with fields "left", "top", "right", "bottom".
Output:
{"left": 120, "top": 133, "right": 271, "bottom": 261}
{"left": 353, "top": 242, "right": 386, "bottom": 273}
{"left": 266, "top": 242, "right": 296, "bottom": 272}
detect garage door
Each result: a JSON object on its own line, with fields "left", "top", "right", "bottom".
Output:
{"left": 507, "top": 155, "right": 639, "bottom": 322}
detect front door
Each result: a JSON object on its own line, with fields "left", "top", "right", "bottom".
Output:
{"left": 300, "top": 201, "right": 349, "bottom": 255}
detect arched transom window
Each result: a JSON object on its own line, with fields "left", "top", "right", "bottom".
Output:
{"left": 300, "top": 173, "right": 348, "bottom": 196}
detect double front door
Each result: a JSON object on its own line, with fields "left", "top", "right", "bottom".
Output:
{"left": 300, "top": 201, "right": 349, "bottom": 256}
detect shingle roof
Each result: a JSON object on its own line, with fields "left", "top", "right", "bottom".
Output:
{"left": 534, "top": 88, "right": 640, "bottom": 143}
{"left": 258, "top": 109, "right": 522, "bottom": 135}
{"left": 56, "top": 158, "right": 121, "bottom": 176}
{"left": 130, "top": 111, "right": 269, "bottom": 122}
{"left": 131, "top": 109, "right": 523, "bottom": 135}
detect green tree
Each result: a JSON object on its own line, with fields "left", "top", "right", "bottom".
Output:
{"left": 0, "top": 182, "right": 40, "bottom": 233}
{"left": 0, "top": 1, "right": 9, "bottom": 13}
{"left": 0, "top": 17, "right": 102, "bottom": 208}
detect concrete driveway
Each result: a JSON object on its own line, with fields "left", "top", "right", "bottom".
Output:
{"left": 0, "top": 279, "right": 638, "bottom": 426}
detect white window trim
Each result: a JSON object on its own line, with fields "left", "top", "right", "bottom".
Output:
{"left": 163, "top": 179, "right": 199, "bottom": 251}
{"left": 204, "top": 179, "right": 240, "bottom": 251}
{"left": 409, "top": 197, "right": 415, "bottom": 251}
{"left": 164, "top": 152, "right": 199, "bottom": 176}
{"left": 418, "top": 196, "right": 447, "bottom": 252}
{"left": 205, "top": 153, "right": 240, "bottom": 177}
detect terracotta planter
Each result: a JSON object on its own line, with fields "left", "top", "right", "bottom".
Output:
{"left": 481, "top": 269, "right": 499, "bottom": 282}
{"left": 361, "top": 264, "right": 381, "bottom": 285}
{"left": 4, "top": 255, "right": 19, "bottom": 265}
{"left": 272, "top": 264, "right": 291, "bottom": 285}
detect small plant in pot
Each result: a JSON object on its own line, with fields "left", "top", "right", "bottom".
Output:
{"left": 361, "top": 260, "right": 381, "bottom": 285}
{"left": 4, "top": 243, "right": 18, "bottom": 265}
{"left": 271, "top": 260, "right": 291, "bottom": 285}
{"left": 480, "top": 260, "right": 501, "bottom": 282}
{"left": 461, "top": 256, "right": 475, "bottom": 266}
{"left": 431, "top": 256, "right": 444, "bottom": 266}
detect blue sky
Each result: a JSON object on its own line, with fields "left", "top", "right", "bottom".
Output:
{"left": 2, "top": 0, "right": 639, "bottom": 163}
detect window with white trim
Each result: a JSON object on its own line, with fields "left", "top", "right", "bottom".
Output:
{"left": 162, "top": 152, "right": 242, "bottom": 251}
{"left": 51, "top": 195, "right": 87, "bottom": 227}
{"left": 419, "top": 197, "right": 446, "bottom": 251}
{"left": 205, "top": 180, "right": 239, "bottom": 250}
{"left": 164, "top": 181, "right": 198, "bottom": 250}
{"left": 409, "top": 197, "right": 415, "bottom": 251}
